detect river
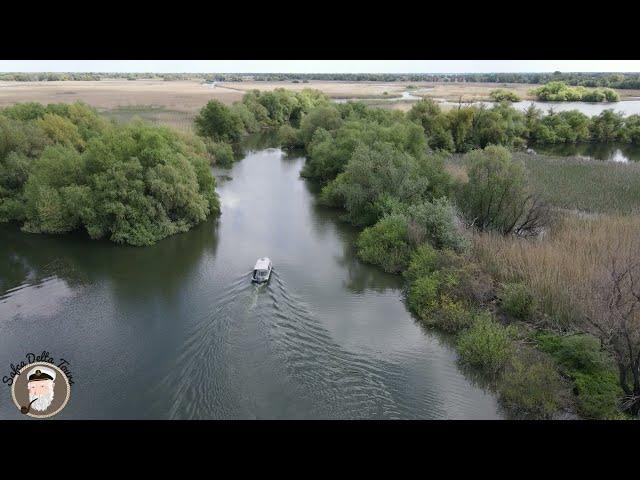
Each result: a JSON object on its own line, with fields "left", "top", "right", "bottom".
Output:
{"left": 0, "top": 136, "right": 503, "bottom": 420}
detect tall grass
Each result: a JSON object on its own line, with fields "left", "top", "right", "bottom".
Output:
{"left": 473, "top": 214, "right": 640, "bottom": 327}
{"left": 516, "top": 153, "right": 640, "bottom": 214}
{"left": 101, "top": 105, "right": 196, "bottom": 132}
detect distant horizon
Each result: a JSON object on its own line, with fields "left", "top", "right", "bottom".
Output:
{"left": 1, "top": 60, "right": 640, "bottom": 74}
{"left": 2, "top": 71, "right": 640, "bottom": 75}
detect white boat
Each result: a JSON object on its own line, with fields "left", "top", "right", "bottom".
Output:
{"left": 251, "top": 257, "right": 272, "bottom": 283}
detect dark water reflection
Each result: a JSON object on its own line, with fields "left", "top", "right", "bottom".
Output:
{"left": 0, "top": 135, "right": 502, "bottom": 419}
{"left": 533, "top": 142, "right": 640, "bottom": 163}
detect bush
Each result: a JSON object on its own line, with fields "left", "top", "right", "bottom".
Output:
{"left": 457, "top": 145, "right": 548, "bottom": 236}
{"left": 490, "top": 89, "right": 521, "bottom": 102}
{"left": 298, "top": 105, "right": 343, "bottom": 145}
{"left": 0, "top": 106, "right": 221, "bottom": 246}
{"left": 403, "top": 243, "right": 439, "bottom": 283}
{"left": 457, "top": 312, "right": 513, "bottom": 374}
{"left": 434, "top": 295, "right": 475, "bottom": 333}
{"left": 278, "top": 125, "right": 303, "bottom": 149}
{"left": 499, "top": 282, "right": 536, "bottom": 320}
{"left": 405, "top": 198, "right": 468, "bottom": 252}
{"left": 356, "top": 213, "right": 412, "bottom": 273}
{"left": 498, "top": 348, "right": 564, "bottom": 419}
{"left": 206, "top": 140, "right": 235, "bottom": 168}
{"left": 534, "top": 332, "right": 622, "bottom": 418}
{"left": 194, "top": 100, "right": 244, "bottom": 142}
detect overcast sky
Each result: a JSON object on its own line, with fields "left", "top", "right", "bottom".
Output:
{"left": 1, "top": 60, "right": 640, "bottom": 73}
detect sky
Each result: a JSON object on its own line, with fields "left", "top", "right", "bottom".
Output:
{"left": 1, "top": 60, "right": 640, "bottom": 73}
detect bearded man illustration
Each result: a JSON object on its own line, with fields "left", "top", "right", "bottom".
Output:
{"left": 25, "top": 366, "right": 57, "bottom": 413}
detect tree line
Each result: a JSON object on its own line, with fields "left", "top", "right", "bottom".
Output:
{"left": 5, "top": 71, "right": 640, "bottom": 89}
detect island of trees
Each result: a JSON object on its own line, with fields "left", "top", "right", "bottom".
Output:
{"left": 532, "top": 81, "right": 620, "bottom": 102}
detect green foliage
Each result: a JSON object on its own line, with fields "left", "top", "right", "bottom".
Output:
{"left": 36, "top": 114, "right": 85, "bottom": 150}
{"left": 194, "top": 100, "right": 244, "bottom": 142}
{"left": 0, "top": 103, "right": 220, "bottom": 246}
{"left": 403, "top": 243, "right": 439, "bottom": 283}
{"left": 498, "top": 348, "right": 564, "bottom": 418}
{"left": 405, "top": 198, "right": 468, "bottom": 252}
{"left": 534, "top": 332, "right": 623, "bottom": 418}
{"left": 489, "top": 89, "right": 521, "bottom": 102}
{"left": 240, "top": 88, "right": 329, "bottom": 128}
{"left": 532, "top": 81, "right": 619, "bottom": 102}
{"left": 230, "top": 102, "right": 260, "bottom": 134}
{"left": 457, "top": 312, "right": 513, "bottom": 374}
{"left": 407, "top": 99, "right": 454, "bottom": 151}
{"left": 301, "top": 117, "right": 427, "bottom": 184}
{"left": 356, "top": 213, "right": 412, "bottom": 273}
{"left": 277, "top": 125, "right": 304, "bottom": 149}
{"left": 590, "top": 109, "right": 625, "bottom": 142}
{"left": 205, "top": 140, "right": 235, "bottom": 168}
{"left": 499, "top": 282, "right": 536, "bottom": 320}
{"left": 457, "top": 145, "right": 547, "bottom": 236}
{"left": 298, "top": 105, "right": 343, "bottom": 145}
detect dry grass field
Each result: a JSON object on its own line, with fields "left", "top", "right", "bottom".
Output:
{"left": 2, "top": 79, "right": 638, "bottom": 131}
{"left": 217, "top": 80, "right": 410, "bottom": 98}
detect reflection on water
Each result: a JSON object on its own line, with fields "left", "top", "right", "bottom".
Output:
{"left": 0, "top": 135, "right": 502, "bottom": 419}
{"left": 533, "top": 142, "right": 640, "bottom": 163}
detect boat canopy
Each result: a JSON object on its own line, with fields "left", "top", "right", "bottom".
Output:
{"left": 254, "top": 257, "right": 271, "bottom": 271}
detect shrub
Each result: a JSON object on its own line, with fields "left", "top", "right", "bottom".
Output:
{"left": 278, "top": 125, "right": 303, "bottom": 149}
{"left": 206, "top": 141, "right": 235, "bottom": 168}
{"left": 457, "top": 312, "right": 513, "bottom": 374}
{"left": 489, "top": 89, "right": 521, "bottom": 102}
{"left": 194, "top": 100, "right": 244, "bottom": 142}
{"left": 403, "top": 243, "right": 439, "bottom": 283}
{"left": 356, "top": 213, "right": 412, "bottom": 273}
{"left": 498, "top": 348, "right": 564, "bottom": 419}
{"left": 499, "top": 282, "right": 536, "bottom": 320}
{"left": 457, "top": 145, "right": 549, "bottom": 236}
{"left": 298, "top": 105, "right": 343, "bottom": 145}
{"left": 435, "top": 295, "right": 475, "bottom": 333}
{"left": 534, "top": 332, "right": 622, "bottom": 418}
{"left": 405, "top": 198, "right": 468, "bottom": 252}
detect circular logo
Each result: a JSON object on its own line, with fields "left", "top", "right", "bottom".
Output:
{"left": 11, "top": 362, "right": 71, "bottom": 418}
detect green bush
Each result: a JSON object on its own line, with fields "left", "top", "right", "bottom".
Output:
{"left": 534, "top": 332, "right": 622, "bottom": 418}
{"left": 457, "top": 312, "right": 513, "bottom": 374}
{"left": 489, "top": 89, "right": 521, "bottom": 102}
{"left": 405, "top": 198, "right": 468, "bottom": 252}
{"left": 499, "top": 282, "right": 536, "bottom": 320}
{"left": 498, "top": 348, "right": 564, "bottom": 419}
{"left": 277, "top": 125, "right": 303, "bottom": 149}
{"left": 356, "top": 213, "right": 412, "bottom": 273}
{"left": 0, "top": 105, "right": 221, "bottom": 246}
{"left": 194, "top": 100, "right": 244, "bottom": 142}
{"left": 457, "top": 145, "right": 548, "bottom": 236}
{"left": 403, "top": 243, "right": 439, "bottom": 283}
{"left": 206, "top": 140, "right": 235, "bottom": 168}
{"left": 433, "top": 295, "right": 475, "bottom": 333}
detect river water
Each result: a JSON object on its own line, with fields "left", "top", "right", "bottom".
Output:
{"left": 0, "top": 137, "right": 502, "bottom": 420}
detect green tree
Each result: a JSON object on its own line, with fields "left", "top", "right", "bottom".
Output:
{"left": 194, "top": 100, "right": 244, "bottom": 142}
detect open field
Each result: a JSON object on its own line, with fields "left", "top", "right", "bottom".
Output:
{"left": 217, "top": 80, "right": 410, "bottom": 98}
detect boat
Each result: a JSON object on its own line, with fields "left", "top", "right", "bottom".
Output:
{"left": 251, "top": 257, "right": 272, "bottom": 283}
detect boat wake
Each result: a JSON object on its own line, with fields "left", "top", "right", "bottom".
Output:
{"left": 153, "top": 269, "right": 414, "bottom": 419}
